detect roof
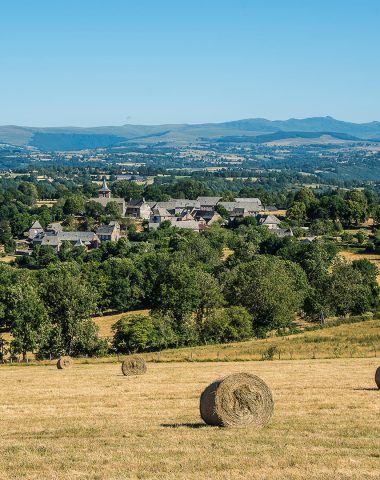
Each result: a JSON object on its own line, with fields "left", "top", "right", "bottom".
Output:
{"left": 40, "top": 236, "right": 61, "bottom": 247}
{"left": 219, "top": 201, "right": 262, "bottom": 212}
{"left": 271, "top": 228, "right": 294, "bottom": 238}
{"left": 235, "top": 197, "right": 263, "bottom": 205}
{"left": 170, "top": 219, "right": 200, "bottom": 231}
{"left": 151, "top": 207, "right": 172, "bottom": 217}
{"left": 196, "top": 196, "right": 222, "bottom": 206}
{"left": 126, "top": 198, "right": 148, "bottom": 207}
{"left": 90, "top": 197, "right": 125, "bottom": 207}
{"left": 96, "top": 224, "right": 116, "bottom": 235}
{"left": 152, "top": 200, "right": 200, "bottom": 210}
{"left": 258, "top": 215, "right": 281, "bottom": 225}
{"left": 46, "top": 222, "right": 63, "bottom": 232}
{"left": 30, "top": 220, "right": 43, "bottom": 230}
{"left": 99, "top": 177, "right": 111, "bottom": 192}
{"left": 192, "top": 209, "right": 221, "bottom": 221}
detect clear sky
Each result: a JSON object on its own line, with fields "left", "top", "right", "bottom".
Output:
{"left": 1, "top": 0, "right": 379, "bottom": 126}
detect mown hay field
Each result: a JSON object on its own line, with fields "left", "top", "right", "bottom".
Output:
{"left": 0, "top": 358, "right": 378, "bottom": 480}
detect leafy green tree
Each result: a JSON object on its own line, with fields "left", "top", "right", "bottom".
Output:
{"left": 103, "top": 257, "right": 145, "bottom": 311}
{"left": 327, "top": 260, "right": 378, "bottom": 315}
{"left": 105, "top": 201, "right": 121, "bottom": 219}
{"left": 7, "top": 282, "right": 50, "bottom": 361}
{"left": 287, "top": 201, "right": 307, "bottom": 224}
{"left": 39, "top": 264, "right": 99, "bottom": 355}
{"left": 85, "top": 200, "right": 105, "bottom": 218}
{"left": 0, "top": 220, "right": 15, "bottom": 252}
{"left": 63, "top": 195, "right": 86, "bottom": 215}
{"left": 112, "top": 315, "right": 154, "bottom": 353}
{"left": 223, "top": 255, "right": 309, "bottom": 333}
{"left": 294, "top": 188, "right": 315, "bottom": 207}
{"left": 215, "top": 204, "right": 230, "bottom": 220}
{"left": 152, "top": 262, "right": 224, "bottom": 335}
{"left": 202, "top": 306, "right": 252, "bottom": 343}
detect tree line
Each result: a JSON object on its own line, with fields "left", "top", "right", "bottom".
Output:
{"left": 0, "top": 223, "right": 378, "bottom": 359}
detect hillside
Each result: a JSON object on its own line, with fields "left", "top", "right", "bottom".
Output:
{"left": 1, "top": 116, "right": 380, "bottom": 150}
{"left": 139, "top": 319, "right": 380, "bottom": 363}
{"left": 90, "top": 315, "right": 380, "bottom": 363}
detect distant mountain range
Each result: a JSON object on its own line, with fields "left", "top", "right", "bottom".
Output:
{"left": 1, "top": 116, "right": 380, "bottom": 151}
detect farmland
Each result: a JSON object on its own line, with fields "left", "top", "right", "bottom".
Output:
{"left": 0, "top": 358, "right": 378, "bottom": 479}
{"left": 91, "top": 318, "right": 380, "bottom": 362}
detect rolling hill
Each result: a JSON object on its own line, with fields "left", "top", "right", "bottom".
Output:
{"left": 1, "top": 116, "right": 380, "bottom": 150}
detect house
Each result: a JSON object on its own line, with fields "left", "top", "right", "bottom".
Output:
{"left": 271, "top": 228, "right": 294, "bottom": 238}
{"left": 96, "top": 221, "right": 121, "bottom": 242}
{"left": 27, "top": 220, "right": 44, "bottom": 239}
{"left": 196, "top": 196, "right": 222, "bottom": 211}
{"left": 235, "top": 198, "right": 263, "bottom": 210}
{"left": 125, "top": 198, "right": 151, "bottom": 219}
{"left": 257, "top": 214, "right": 282, "bottom": 230}
{"left": 192, "top": 209, "right": 222, "bottom": 225}
{"left": 46, "top": 222, "right": 63, "bottom": 233}
{"left": 89, "top": 178, "right": 126, "bottom": 216}
{"left": 33, "top": 231, "right": 100, "bottom": 253}
{"left": 149, "top": 207, "right": 173, "bottom": 225}
{"left": 218, "top": 200, "right": 263, "bottom": 217}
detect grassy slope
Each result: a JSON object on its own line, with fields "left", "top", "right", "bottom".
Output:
{"left": 141, "top": 320, "right": 380, "bottom": 363}
{"left": 0, "top": 358, "right": 378, "bottom": 479}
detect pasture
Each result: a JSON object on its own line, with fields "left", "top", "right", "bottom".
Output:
{"left": 0, "top": 358, "right": 378, "bottom": 479}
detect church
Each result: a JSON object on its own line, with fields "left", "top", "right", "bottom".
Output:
{"left": 89, "top": 178, "right": 126, "bottom": 216}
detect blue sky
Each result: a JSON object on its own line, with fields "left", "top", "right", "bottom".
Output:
{"left": 1, "top": 0, "right": 379, "bottom": 126}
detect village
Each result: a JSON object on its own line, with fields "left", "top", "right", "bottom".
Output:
{"left": 23, "top": 178, "right": 298, "bottom": 254}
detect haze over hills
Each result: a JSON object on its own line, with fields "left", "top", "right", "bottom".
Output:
{"left": 1, "top": 116, "right": 380, "bottom": 151}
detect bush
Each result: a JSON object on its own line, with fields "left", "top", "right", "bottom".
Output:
{"left": 202, "top": 307, "right": 252, "bottom": 343}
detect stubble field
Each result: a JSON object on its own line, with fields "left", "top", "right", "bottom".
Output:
{"left": 0, "top": 358, "right": 379, "bottom": 480}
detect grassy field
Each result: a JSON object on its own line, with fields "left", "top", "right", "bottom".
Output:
{"left": 88, "top": 318, "right": 380, "bottom": 362}
{"left": 0, "top": 358, "right": 378, "bottom": 479}
{"left": 340, "top": 250, "right": 380, "bottom": 284}
{"left": 0, "top": 255, "right": 17, "bottom": 264}
{"left": 93, "top": 310, "right": 150, "bottom": 338}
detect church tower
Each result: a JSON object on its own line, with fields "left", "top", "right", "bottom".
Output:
{"left": 98, "top": 177, "right": 111, "bottom": 198}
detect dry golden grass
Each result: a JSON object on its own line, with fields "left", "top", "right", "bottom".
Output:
{"left": 0, "top": 358, "right": 378, "bottom": 479}
{"left": 143, "top": 320, "right": 380, "bottom": 362}
{"left": 0, "top": 255, "right": 17, "bottom": 264}
{"left": 339, "top": 250, "right": 380, "bottom": 284}
{"left": 93, "top": 310, "right": 150, "bottom": 338}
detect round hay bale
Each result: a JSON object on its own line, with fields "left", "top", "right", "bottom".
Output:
{"left": 375, "top": 366, "right": 380, "bottom": 389}
{"left": 200, "top": 372, "right": 274, "bottom": 427}
{"left": 121, "top": 356, "right": 147, "bottom": 376}
{"left": 57, "top": 356, "right": 73, "bottom": 370}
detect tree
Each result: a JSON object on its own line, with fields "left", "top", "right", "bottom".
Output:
{"left": 39, "top": 264, "right": 99, "bottom": 355}
{"left": 63, "top": 195, "right": 86, "bottom": 215}
{"left": 327, "top": 260, "right": 378, "bottom": 315}
{"left": 287, "top": 202, "right": 307, "bottom": 224}
{"left": 202, "top": 306, "right": 252, "bottom": 343}
{"left": 223, "top": 255, "right": 309, "bottom": 333}
{"left": 215, "top": 204, "right": 230, "bottom": 220}
{"left": 85, "top": 200, "right": 105, "bottom": 218}
{"left": 103, "top": 257, "right": 145, "bottom": 311}
{"left": 152, "top": 262, "right": 224, "bottom": 338}
{"left": 0, "top": 220, "right": 15, "bottom": 252}
{"left": 105, "top": 201, "right": 121, "bottom": 219}
{"left": 7, "top": 282, "right": 50, "bottom": 361}
{"left": 112, "top": 315, "right": 154, "bottom": 353}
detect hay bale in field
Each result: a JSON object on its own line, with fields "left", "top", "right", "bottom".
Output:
{"left": 121, "top": 356, "right": 147, "bottom": 376}
{"left": 375, "top": 366, "right": 380, "bottom": 389}
{"left": 57, "top": 356, "right": 73, "bottom": 370}
{"left": 200, "top": 372, "right": 274, "bottom": 427}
